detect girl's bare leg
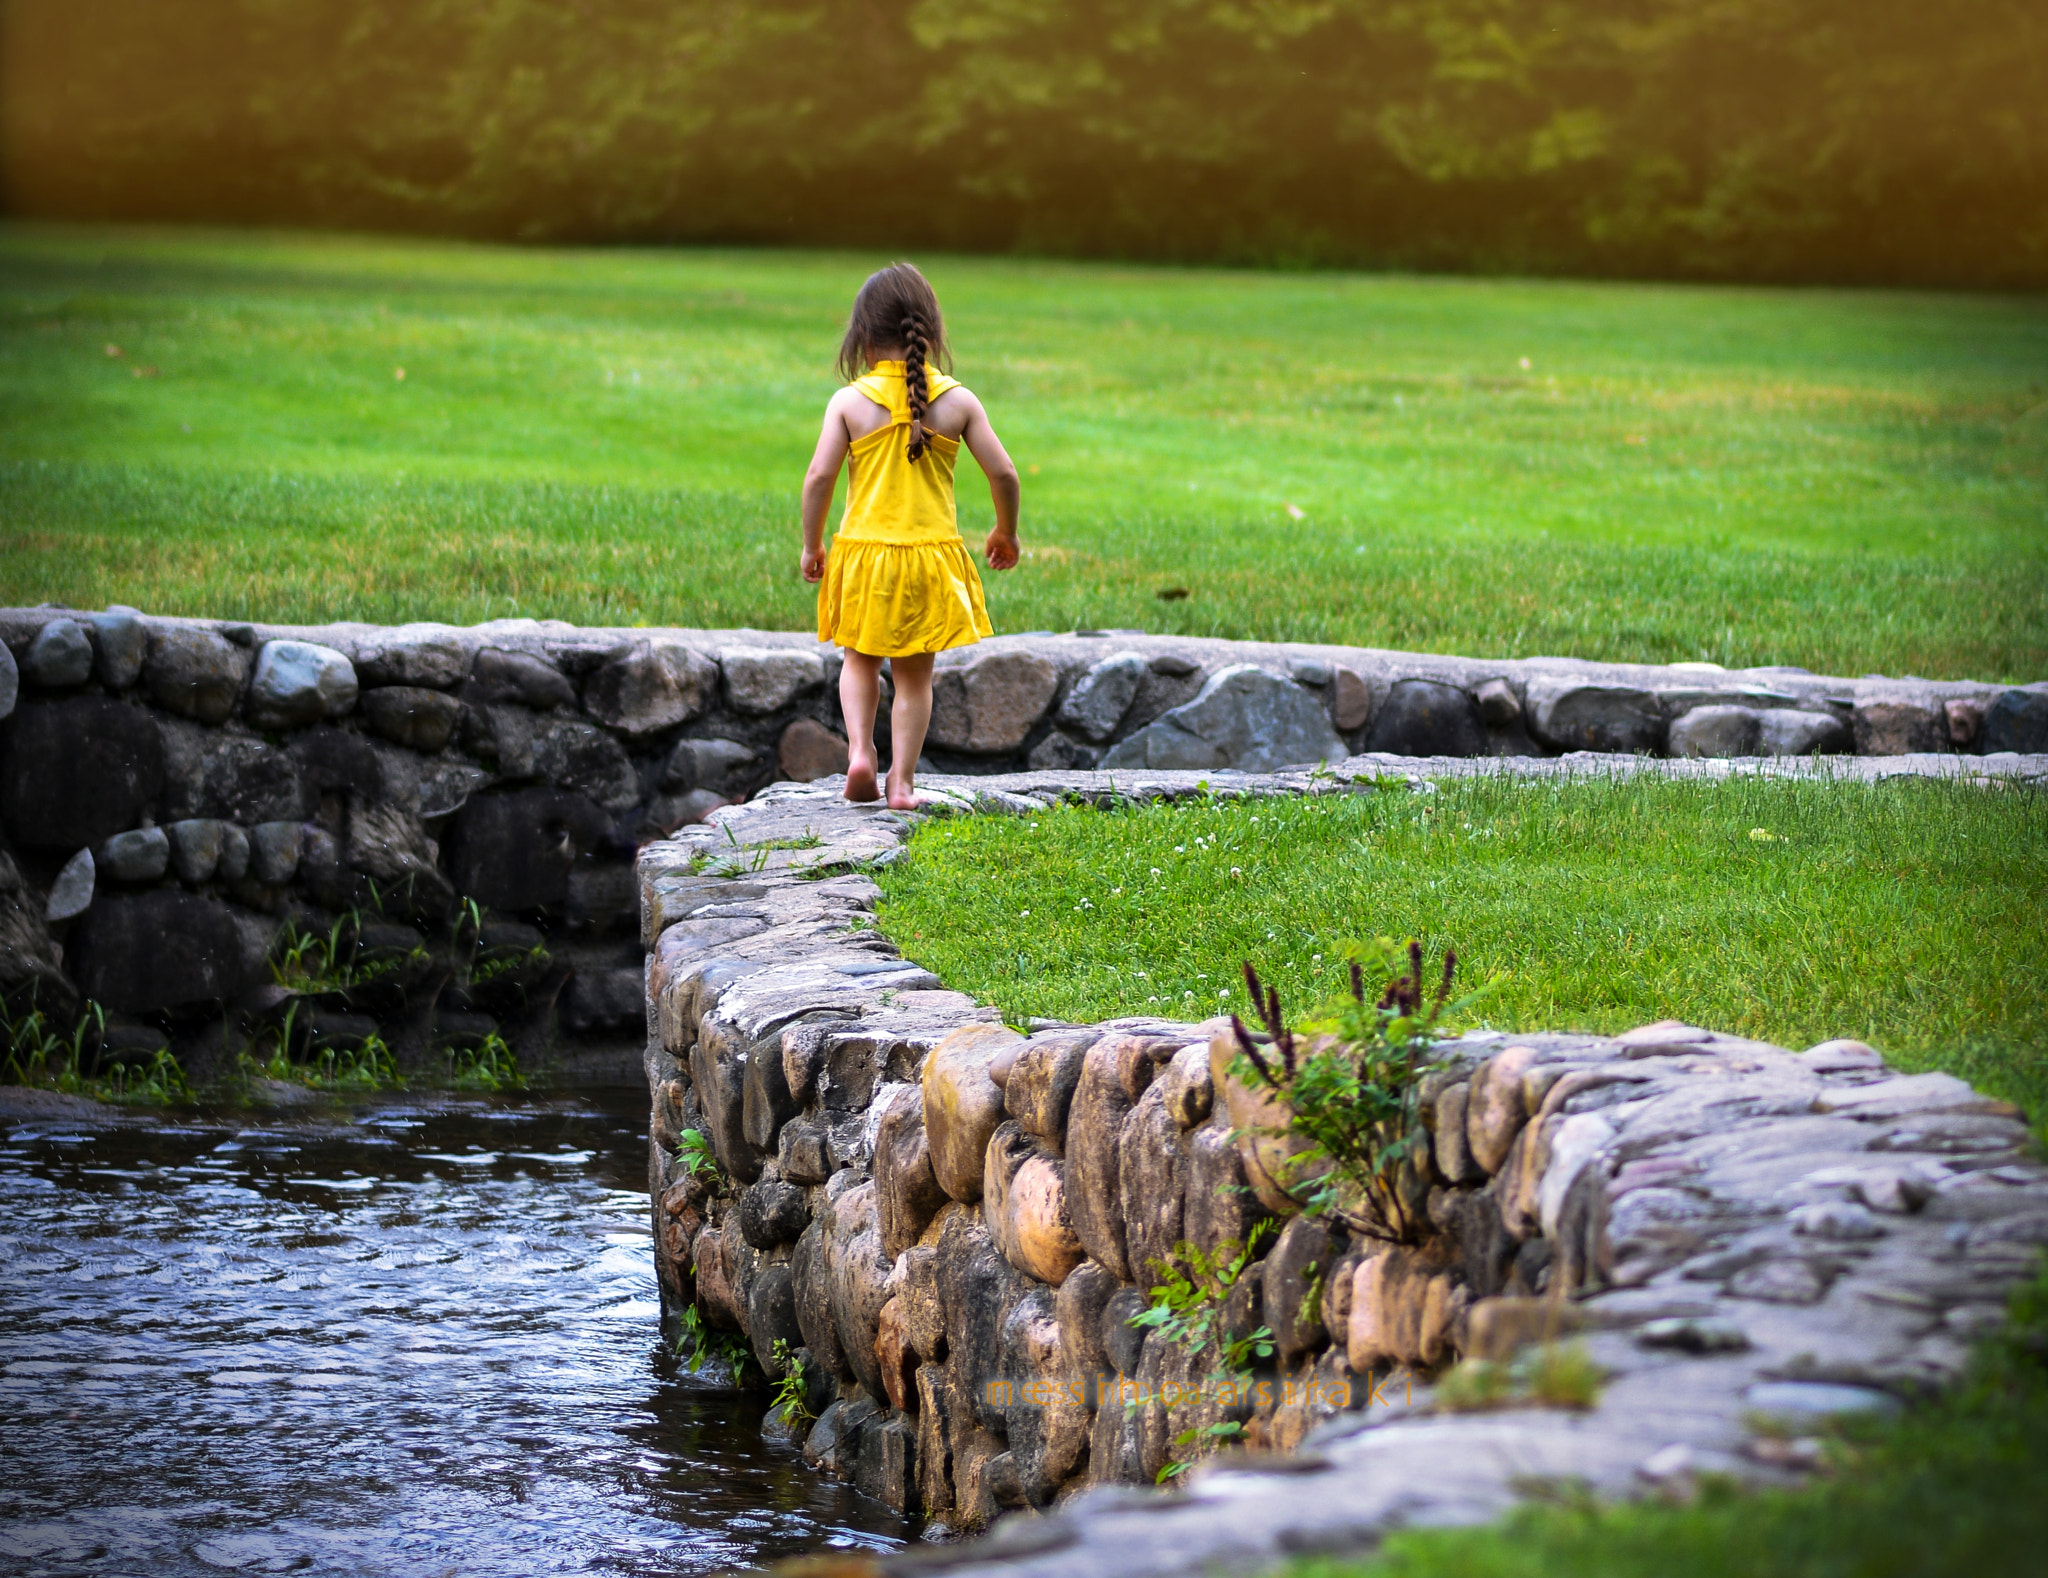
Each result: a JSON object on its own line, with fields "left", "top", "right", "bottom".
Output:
{"left": 885, "top": 651, "right": 935, "bottom": 810}
{"left": 839, "top": 652, "right": 884, "bottom": 802}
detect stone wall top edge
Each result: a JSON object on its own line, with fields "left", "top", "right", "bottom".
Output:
{"left": 4, "top": 607, "right": 2040, "bottom": 698}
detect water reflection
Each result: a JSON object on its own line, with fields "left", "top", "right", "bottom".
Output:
{"left": 0, "top": 1091, "right": 914, "bottom": 1575}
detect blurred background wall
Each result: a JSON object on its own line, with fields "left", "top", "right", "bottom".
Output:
{"left": 3, "top": 0, "right": 2043, "bottom": 287}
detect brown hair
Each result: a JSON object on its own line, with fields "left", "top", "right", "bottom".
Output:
{"left": 837, "top": 262, "right": 951, "bottom": 462}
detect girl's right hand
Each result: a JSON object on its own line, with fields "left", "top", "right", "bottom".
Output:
{"left": 801, "top": 545, "right": 827, "bottom": 582}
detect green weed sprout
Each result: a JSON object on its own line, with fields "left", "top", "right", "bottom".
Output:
{"left": 1228, "top": 937, "right": 1495, "bottom": 1243}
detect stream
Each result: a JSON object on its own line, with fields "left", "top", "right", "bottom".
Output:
{"left": 0, "top": 1088, "right": 915, "bottom": 1576}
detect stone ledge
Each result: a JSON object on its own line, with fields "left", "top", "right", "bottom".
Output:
{"left": 638, "top": 770, "right": 2047, "bottom": 1575}
{"left": 7, "top": 610, "right": 2045, "bottom": 779}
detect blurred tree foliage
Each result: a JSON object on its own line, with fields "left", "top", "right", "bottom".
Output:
{"left": 3, "top": 0, "right": 2042, "bottom": 284}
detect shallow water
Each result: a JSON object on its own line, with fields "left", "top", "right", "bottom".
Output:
{"left": 0, "top": 1090, "right": 914, "bottom": 1576}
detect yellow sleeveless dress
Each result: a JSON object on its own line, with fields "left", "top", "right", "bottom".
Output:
{"left": 816, "top": 359, "right": 995, "bottom": 657}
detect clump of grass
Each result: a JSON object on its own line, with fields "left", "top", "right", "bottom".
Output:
{"left": 244, "top": 1014, "right": 401, "bottom": 1093}
{"left": 441, "top": 1033, "right": 525, "bottom": 1092}
{"left": 767, "top": 1339, "right": 815, "bottom": 1431}
{"left": 1, "top": 995, "right": 192, "bottom": 1106}
{"left": 877, "top": 776, "right": 2048, "bottom": 1121}
{"left": 1436, "top": 1342, "right": 1605, "bottom": 1414}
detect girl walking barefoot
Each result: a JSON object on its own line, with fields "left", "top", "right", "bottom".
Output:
{"left": 801, "top": 263, "right": 1021, "bottom": 808}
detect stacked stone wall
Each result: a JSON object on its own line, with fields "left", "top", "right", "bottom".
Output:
{"left": 2, "top": 597, "right": 2043, "bottom": 1087}
{"left": 641, "top": 769, "right": 2048, "bottom": 1556}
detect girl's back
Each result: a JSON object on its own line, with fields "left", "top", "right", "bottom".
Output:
{"left": 796, "top": 262, "right": 1022, "bottom": 807}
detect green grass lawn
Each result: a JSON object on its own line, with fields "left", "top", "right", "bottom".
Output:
{"left": 878, "top": 773, "right": 2048, "bottom": 1576}
{"left": 3, "top": 225, "right": 2044, "bottom": 679}
{"left": 875, "top": 775, "right": 2048, "bottom": 1121}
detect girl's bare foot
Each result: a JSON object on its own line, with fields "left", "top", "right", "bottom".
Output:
{"left": 885, "top": 771, "right": 923, "bottom": 811}
{"left": 844, "top": 752, "right": 881, "bottom": 802}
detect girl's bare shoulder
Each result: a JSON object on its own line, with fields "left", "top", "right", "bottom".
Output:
{"left": 927, "top": 381, "right": 984, "bottom": 438}
{"left": 828, "top": 383, "right": 893, "bottom": 441}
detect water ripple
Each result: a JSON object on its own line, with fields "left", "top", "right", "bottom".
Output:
{"left": 0, "top": 1091, "right": 912, "bottom": 1576}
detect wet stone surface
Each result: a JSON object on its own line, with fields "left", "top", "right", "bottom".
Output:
{"left": 0, "top": 1091, "right": 914, "bottom": 1576}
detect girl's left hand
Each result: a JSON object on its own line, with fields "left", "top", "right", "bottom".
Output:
{"left": 984, "top": 527, "right": 1020, "bottom": 571}
{"left": 801, "top": 545, "right": 827, "bottom": 582}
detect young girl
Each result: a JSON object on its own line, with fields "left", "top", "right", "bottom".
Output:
{"left": 801, "top": 263, "right": 1021, "bottom": 808}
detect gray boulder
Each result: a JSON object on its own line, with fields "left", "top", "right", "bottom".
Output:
{"left": 45, "top": 848, "right": 95, "bottom": 923}
{"left": 1473, "top": 677, "right": 1521, "bottom": 727}
{"left": 248, "top": 821, "right": 304, "bottom": 885}
{"left": 352, "top": 628, "right": 471, "bottom": 689}
{"left": 25, "top": 619, "right": 93, "bottom": 688}
{"left": 218, "top": 823, "right": 251, "bottom": 884}
{"left": 722, "top": 646, "right": 825, "bottom": 714}
{"left": 71, "top": 889, "right": 251, "bottom": 1011}
{"left": 296, "top": 823, "right": 353, "bottom": 908}
{"left": 246, "top": 640, "right": 359, "bottom": 729}
{"left": 360, "top": 686, "right": 461, "bottom": 753}
{"left": 664, "top": 736, "right": 761, "bottom": 795}
{"left": 560, "top": 965, "right": 649, "bottom": 1033}
{"left": 0, "top": 850, "right": 73, "bottom": 1014}
{"left": 1058, "top": 652, "right": 1147, "bottom": 742}
{"left": 144, "top": 625, "right": 249, "bottom": 724}
{"left": 1100, "top": 665, "right": 1345, "bottom": 772}
{"left": 464, "top": 648, "right": 576, "bottom": 711}
{"left": 1, "top": 697, "right": 165, "bottom": 850}
{"left": 1524, "top": 677, "right": 1665, "bottom": 754}
{"left": 87, "top": 610, "right": 148, "bottom": 689}
{"left": 446, "top": 787, "right": 610, "bottom": 910}
{"left": 582, "top": 641, "right": 717, "bottom": 736}
{"left": 1027, "top": 732, "right": 1100, "bottom": 771}
{"left": 532, "top": 719, "right": 639, "bottom": 810}
{"left": 737, "top": 1179, "right": 811, "bottom": 1250}
{"left": 346, "top": 801, "right": 453, "bottom": 908}
{"left": 1332, "top": 667, "right": 1375, "bottom": 731}
{"left": 929, "top": 649, "right": 1061, "bottom": 755}
{"left": 1668, "top": 705, "right": 1762, "bottom": 758}
{"left": 290, "top": 726, "right": 385, "bottom": 802}
{"left": 159, "top": 726, "right": 307, "bottom": 825}
{"left": 1363, "top": 679, "right": 1487, "bottom": 757}
{"left": 1853, "top": 697, "right": 1945, "bottom": 755}
{"left": 1983, "top": 689, "right": 2048, "bottom": 754}
{"left": 1757, "top": 708, "right": 1852, "bottom": 757}
{"left": 165, "top": 819, "right": 229, "bottom": 883}
{"left": 97, "top": 827, "right": 170, "bottom": 883}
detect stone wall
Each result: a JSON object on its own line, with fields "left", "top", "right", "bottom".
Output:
{"left": 640, "top": 767, "right": 2048, "bottom": 1559}
{"left": 3, "top": 600, "right": 2043, "bottom": 1083}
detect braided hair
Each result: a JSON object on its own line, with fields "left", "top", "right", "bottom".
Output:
{"left": 837, "top": 263, "right": 951, "bottom": 463}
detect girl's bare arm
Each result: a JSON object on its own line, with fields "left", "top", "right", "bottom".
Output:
{"left": 800, "top": 392, "right": 859, "bottom": 582}
{"left": 954, "top": 391, "right": 1022, "bottom": 570}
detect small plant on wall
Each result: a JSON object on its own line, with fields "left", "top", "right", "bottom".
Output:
{"left": 1227, "top": 938, "right": 1491, "bottom": 1244}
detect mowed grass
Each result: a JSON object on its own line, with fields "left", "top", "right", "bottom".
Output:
{"left": 3, "top": 225, "right": 2045, "bottom": 679}
{"left": 875, "top": 775, "right": 2048, "bottom": 1121}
